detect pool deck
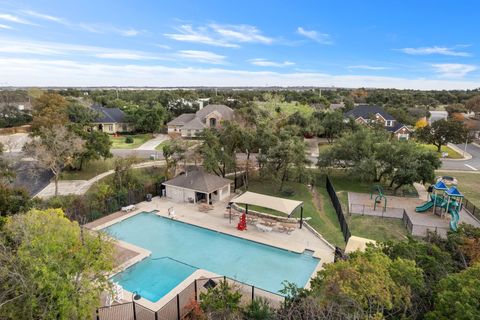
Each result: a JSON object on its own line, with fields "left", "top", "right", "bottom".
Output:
{"left": 85, "top": 195, "right": 335, "bottom": 309}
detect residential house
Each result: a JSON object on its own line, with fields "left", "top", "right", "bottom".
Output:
{"left": 162, "top": 169, "right": 231, "bottom": 204}
{"left": 344, "top": 105, "right": 411, "bottom": 140}
{"left": 167, "top": 104, "right": 234, "bottom": 138}
{"left": 91, "top": 104, "right": 133, "bottom": 134}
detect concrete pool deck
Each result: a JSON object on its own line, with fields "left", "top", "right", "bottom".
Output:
{"left": 86, "top": 195, "right": 336, "bottom": 310}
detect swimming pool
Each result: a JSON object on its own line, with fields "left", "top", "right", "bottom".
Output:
{"left": 106, "top": 212, "right": 320, "bottom": 302}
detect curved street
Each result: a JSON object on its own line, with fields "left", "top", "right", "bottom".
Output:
{"left": 441, "top": 143, "right": 480, "bottom": 171}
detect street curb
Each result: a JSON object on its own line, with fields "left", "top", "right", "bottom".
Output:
{"left": 444, "top": 143, "right": 472, "bottom": 161}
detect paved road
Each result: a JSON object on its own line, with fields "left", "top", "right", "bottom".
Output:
{"left": 441, "top": 143, "right": 480, "bottom": 171}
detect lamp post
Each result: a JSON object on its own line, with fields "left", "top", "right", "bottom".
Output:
{"left": 132, "top": 291, "right": 141, "bottom": 320}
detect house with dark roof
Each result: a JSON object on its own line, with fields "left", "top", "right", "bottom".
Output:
{"left": 162, "top": 169, "right": 231, "bottom": 204}
{"left": 167, "top": 104, "right": 234, "bottom": 138}
{"left": 91, "top": 104, "right": 133, "bottom": 134}
{"left": 344, "top": 105, "right": 412, "bottom": 140}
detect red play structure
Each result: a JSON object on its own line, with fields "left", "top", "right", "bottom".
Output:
{"left": 237, "top": 213, "right": 247, "bottom": 231}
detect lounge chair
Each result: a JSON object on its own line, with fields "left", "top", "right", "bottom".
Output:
{"left": 256, "top": 223, "right": 272, "bottom": 232}
{"left": 121, "top": 205, "right": 136, "bottom": 213}
{"left": 278, "top": 223, "right": 296, "bottom": 234}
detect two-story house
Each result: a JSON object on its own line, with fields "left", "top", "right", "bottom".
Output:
{"left": 344, "top": 105, "right": 411, "bottom": 140}
{"left": 167, "top": 104, "right": 234, "bottom": 138}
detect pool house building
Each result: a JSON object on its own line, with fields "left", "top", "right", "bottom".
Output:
{"left": 162, "top": 169, "right": 231, "bottom": 204}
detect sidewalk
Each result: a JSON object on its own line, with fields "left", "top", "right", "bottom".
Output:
{"left": 34, "top": 160, "right": 166, "bottom": 198}
{"left": 413, "top": 183, "right": 429, "bottom": 201}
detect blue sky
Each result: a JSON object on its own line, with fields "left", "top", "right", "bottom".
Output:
{"left": 0, "top": 0, "right": 479, "bottom": 89}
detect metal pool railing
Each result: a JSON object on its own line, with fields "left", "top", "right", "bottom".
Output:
{"left": 96, "top": 276, "right": 285, "bottom": 320}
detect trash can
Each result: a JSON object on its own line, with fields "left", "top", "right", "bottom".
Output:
{"left": 146, "top": 193, "right": 152, "bottom": 202}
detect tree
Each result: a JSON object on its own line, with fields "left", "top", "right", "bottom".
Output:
{"left": 465, "top": 95, "right": 480, "bottom": 115}
{"left": 445, "top": 103, "right": 467, "bottom": 116}
{"left": 426, "top": 263, "right": 480, "bottom": 320}
{"left": 415, "top": 118, "right": 428, "bottom": 129}
{"left": 126, "top": 103, "right": 166, "bottom": 133}
{"left": 30, "top": 93, "right": 69, "bottom": 136}
{"left": 198, "top": 129, "right": 235, "bottom": 177}
{"left": 162, "top": 139, "right": 186, "bottom": 179}
{"left": 0, "top": 208, "right": 114, "bottom": 320}
{"left": 321, "top": 111, "right": 345, "bottom": 143}
{"left": 199, "top": 280, "right": 242, "bottom": 319}
{"left": 263, "top": 131, "right": 309, "bottom": 191}
{"left": 416, "top": 119, "right": 469, "bottom": 152}
{"left": 67, "top": 102, "right": 112, "bottom": 170}
{"left": 310, "top": 248, "right": 425, "bottom": 319}
{"left": 24, "top": 125, "right": 85, "bottom": 196}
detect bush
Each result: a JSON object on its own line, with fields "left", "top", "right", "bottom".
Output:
{"left": 125, "top": 136, "right": 134, "bottom": 144}
{"left": 243, "top": 298, "right": 274, "bottom": 320}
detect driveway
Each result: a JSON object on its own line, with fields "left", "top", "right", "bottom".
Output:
{"left": 441, "top": 143, "right": 480, "bottom": 171}
{"left": 135, "top": 134, "right": 169, "bottom": 151}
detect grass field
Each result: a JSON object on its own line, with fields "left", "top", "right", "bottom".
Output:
{"left": 419, "top": 144, "right": 463, "bottom": 159}
{"left": 244, "top": 179, "right": 345, "bottom": 248}
{"left": 110, "top": 134, "right": 153, "bottom": 149}
{"left": 60, "top": 158, "right": 116, "bottom": 180}
{"left": 436, "top": 171, "right": 480, "bottom": 207}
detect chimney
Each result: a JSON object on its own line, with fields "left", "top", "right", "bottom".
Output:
{"left": 199, "top": 100, "right": 204, "bottom": 110}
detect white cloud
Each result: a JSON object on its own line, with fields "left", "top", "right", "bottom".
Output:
{"left": 0, "top": 57, "right": 479, "bottom": 90}
{"left": 398, "top": 46, "right": 471, "bottom": 57}
{"left": 0, "top": 38, "right": 167, "bottom": 60}
{"left": 178, "top": 50, "right": 226, "bottom": 64}
{"left": 248, "top": 58, "right": 294, "bottom": 67}
{"left": 209, "top": 24, "right": 273, "bottom": 44}
{"left": 297, "top": 27, "right": 332, "bottom": 44}
{"left": 348, "top": 65, "right": 391, "bottom": 70}
{"left": 0, "top": 24, "right": 13, "bottom": 29}
{"left": 0, "top": 13, "right": 35, "bottom": 25}
{"left": 20, "top": 9, "right": 67, "bottom": 24}
{"left": 165, "top": 23, "right": 273, "bottom": 47}
{"left": 432, "top": 63, "right": 477, "bottom": 78}
{"left": 78, "top": 23, "right": 142, "bottom": 37}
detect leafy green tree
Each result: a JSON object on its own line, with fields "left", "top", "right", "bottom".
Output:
{"left": 162, "top": 139, "right": 186, "bottom": 179}
{"left": 310, "top": 248, "right": 425, "bottom": 319}
{"left": 0, "top": 105, "right": 32, "bottom": 128}
{"left": 198, "top": 129, "right": 235, "bottom": 177}
{"left": 426, "top": 263, "right": 480, "bottom": 320}
{"left": 321, "top": 111, "right": 345, "bottom": 143}
{"left": 199, "top": 280, "right": 242, "bottom": 319}
{"left": 243, "top": 299, "right": 274, "bottom": 320}
{"left": 0, "top": 186, "right": 31, "bottom": 218}
{"left": 416, "top": 119, "right": 469, "bottom": 152}
{"left": 263, "top": 131, "right": 309, "bottom": 191}
{"left": 126, "top": 103, "right": 166, "bottom": 133}
{"left": 0, "top": 208, "right": 114, "bottom": 320}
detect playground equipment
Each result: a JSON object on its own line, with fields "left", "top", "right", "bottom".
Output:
{"left": 415, "top": 180, "right": 463, "bottom": 231}
{"left": 370, "top": 185, "right": 387, "bottom": 212}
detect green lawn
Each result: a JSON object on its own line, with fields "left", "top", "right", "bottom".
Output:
{"left": 436, "top": 171, "right": 480, "bottom": 207}
{"left": 244, "top": 179, "right": 345, "bottom": 248}
{"left": 155, "top": 139, "right": 198, "bottom": 151}
{"left": 419, "top": 144, "right": 463, "bottom": 159}
{"left": 60, "top": 158, "right": 116, "bottom": 180}
{"left": 155, "top": 140, "right": 171, "bottom": 151}
{"left": 337, "top": 191, "right": 408, "bottom": 242}
{"left": 110, "top": 134, "right": 153, "bottom": 149}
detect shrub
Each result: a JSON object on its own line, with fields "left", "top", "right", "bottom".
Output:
{"left": 125, "top": 136, "right": 134, "bottom": 144}
{"left": 243, "top": 298, "right": 274, "bottom": 320}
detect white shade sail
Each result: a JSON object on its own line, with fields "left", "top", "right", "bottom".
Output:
{"left": 231, "top": 191, "right": 303, "bottom": 216}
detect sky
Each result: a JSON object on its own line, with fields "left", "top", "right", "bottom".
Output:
{"left": 0, "top": 0, "right": 479, "bottom": 89}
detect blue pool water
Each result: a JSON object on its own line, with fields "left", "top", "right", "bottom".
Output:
{"left": 106, "top": 212, "right": 319, "bottom": 302}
